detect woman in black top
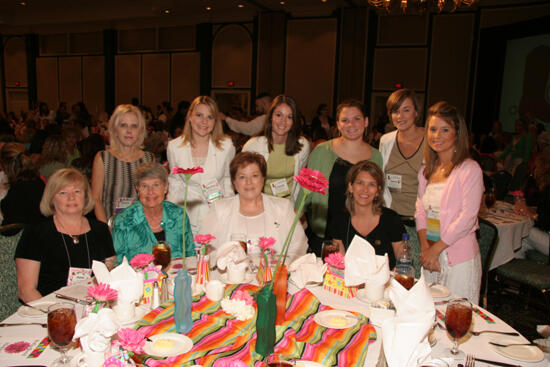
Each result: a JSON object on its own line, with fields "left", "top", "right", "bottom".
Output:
{"left": 326, "top": 160, "right": 405, "bottom": 269}
{"left": 15, "top": 168, "right": 115, "bottom": 302}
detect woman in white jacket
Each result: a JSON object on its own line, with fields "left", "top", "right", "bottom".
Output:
{"left": 167, "top": 96, "right": 235, "bottom": 236}
{"left": 243, "top": 95, "right": 309, "bottom": 202}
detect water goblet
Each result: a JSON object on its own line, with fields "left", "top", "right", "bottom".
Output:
{"left": 153, "top": 241, "right": 171, "bottom": 271}
{"left": 48, "top": 302, "right": 77, "bottom": 367}
{"left": 394, "top": 263, "right": 416, "bottom": 290}
{"left": 445, "top": 298, "right": 472, "bottom": 358}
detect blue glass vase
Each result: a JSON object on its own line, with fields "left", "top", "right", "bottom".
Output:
{"left": 174, "top": 269, "right": 193, "bottom": 333}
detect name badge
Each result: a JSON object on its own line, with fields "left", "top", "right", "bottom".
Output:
{"left": 269, "top": 178, "right": 290, "bottom": 197}
{"left": 114, "top": 197, "right": 134, "bottom": 213}
{"left": 67, "top": 267, "right": 92, "bottom": 286}
{"left": 386, "top": 173, "right": 402, "bottom": 192}
{"left": 201, "top": 179, "right": 223, "bottom": 204}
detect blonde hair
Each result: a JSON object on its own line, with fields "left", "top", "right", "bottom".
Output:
{"left": 108, "top": 104, "right": 146, "bottom": 152}
{"left": 180, "top": 96, "right": 226, "bottom": 149}
{"left": 423, "top": 101, "right": 470, "bottom": 180}
{"left": 40, "top": 168, "right": 94, "bottom": 216}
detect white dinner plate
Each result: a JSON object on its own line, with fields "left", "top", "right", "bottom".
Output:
{"left": 430, "top": 284, "right": 451, "bottom": 298}
{"left": 144, "top": 333, "right": 193, "bottom": 357}
{"left": 490, "top": 336, "right": 544, "bottom": 362}
{"left": 16, "top": 301, "right": 55, "bottom": 318}
{"left": 219, "top": 272, "right": 255, "bottom": 285}
{"left": 294, "top": 361, "right": 326, "bottom": 367}
{"left": 313, "top": 310, "right": 358, "bottom": 329}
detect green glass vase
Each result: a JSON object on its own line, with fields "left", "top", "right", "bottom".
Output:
{"left": 255, "top": 285, "right": 276, "bottom": 357}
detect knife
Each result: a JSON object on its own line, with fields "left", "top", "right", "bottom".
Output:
{"left": 0, "top": 323, "right": 46, "bottom": 327}
{"left": 55, "top": 293, "right": 91, "bottom": 305}
{"left": 474, "top": 357, "right": 523, "bottom": 367}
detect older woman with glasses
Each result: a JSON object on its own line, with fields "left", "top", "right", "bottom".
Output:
{"left": 113, "top": 162, "right": 195, "bottom": 264}
{"left": 15, "top": 168, "right": 115, "bottom": 302}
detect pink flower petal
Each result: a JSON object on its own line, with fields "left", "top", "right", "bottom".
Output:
{"left": 294, "top": 168, "right": 329, "bottom": 195}
{"left": 325, "top": 252, "right": 345, "bottom": 269}
{"left": 88, "top": 283, "right": 118, "bottom": 301}
{"left": 258, "top": 236, "right": 276, "bottom": 251}
{"left": 130, "top": 253, "right": 154, "bottom": 268}
{"left": 194, "top": 234, "right": 216, "bottom": 244}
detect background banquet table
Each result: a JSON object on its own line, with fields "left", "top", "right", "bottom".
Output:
{"left": 479, "top": 200, "right": 534, "bottom": 270}
{"left": 1, "top": 260, "right": 549, "bottom": 367}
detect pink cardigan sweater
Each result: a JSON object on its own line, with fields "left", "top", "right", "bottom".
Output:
{"left": 415, "top": 159, "right": 483, "bottom": 266}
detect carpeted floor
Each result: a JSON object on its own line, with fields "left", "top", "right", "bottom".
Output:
{"left": 486, "top": 277, "right": 550, "bottom": 341}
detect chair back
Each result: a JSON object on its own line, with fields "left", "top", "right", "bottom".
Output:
{"left": 404, "top": 224, "right": 421, "bottom": 278}
{"left": 0, "top": 230, "right": 23, "bottom": 321}
{"left": 477, "top": 217, "right": 498, "bottom": 308}
{"left": 491, "top": 170, "right": 512, "bottom": 200}
{"left": 509, "top": 162, "right": 529, "bottom": 191}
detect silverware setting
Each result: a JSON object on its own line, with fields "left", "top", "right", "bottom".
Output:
{"left": 55, "top": 293, "right": 91, "bottom": 305}
{"left": 0, "top": 323, "right": 46, "bottom": 328}
{"left": 471, "top": 330, "right": 520, "bottom": 336}
{"left": 489, "top": 341, "right": 536, "bottom": 348}
{"left": 469, "top": 355, "right": 523, "bottom": 367}
{"left": 21, "top": 302, "right": 47, "bottom": 314}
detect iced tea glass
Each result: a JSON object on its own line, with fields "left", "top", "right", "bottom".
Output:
{"left": 153, "top": 241, "right": 171, "bottom": 271}
{"left": 321, "top": 240, "right": 339, "bottom": 262}
{"left": 394, "top": 264, "right": 416, "bottom": 290}
{"left": 48, "top": 302, "right": 76, "bottom": 367}
{"left": 445, "top": 298, "right": 472, "bottom": 358}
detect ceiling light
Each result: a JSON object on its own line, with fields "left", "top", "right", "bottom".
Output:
{"left": 367, "top": 0, "right": 477, "bottom": 13}
{"left": 205, "top": 6, "right": 212, "bottom": 11}
{"left": 162, "top": 9, "right": 172, "bottom": 14}
{"left": 280, "top": 1, "right": 285, "bottom": 4}
{"left": 238, "top": 4, "right": 245, "bottom": 8}
{"left": 18, "top": 1, "right": 27, "bottom": 5}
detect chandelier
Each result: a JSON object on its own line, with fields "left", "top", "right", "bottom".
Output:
{"left": 367, "top": 0, "right": 477, "bottom": 14}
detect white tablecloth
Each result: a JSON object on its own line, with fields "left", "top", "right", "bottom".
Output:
{"left": 480, "top": 201, "right": 534, "bottom": 270}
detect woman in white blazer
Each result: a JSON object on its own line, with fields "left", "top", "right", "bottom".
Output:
{"left": 167, "top": 96, "right": 235, "bottom": 236}
{"left": 199, "top": 152, "right": 308, "bottom": 262}
{"left": 242, "top": 95, "right": 309, "bottom": 202}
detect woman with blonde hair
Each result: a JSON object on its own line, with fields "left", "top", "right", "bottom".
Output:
{"left": 15, "top": 168, "right": 115, "bottom": 302}
{"left": 91, "top": 104, "right": 154, "bottom": 223}
{"left": 415, "top": 101, "right": 483, "bottom": 303}
{"left": 167, "top": 96, "right": 235, "bottom": 235}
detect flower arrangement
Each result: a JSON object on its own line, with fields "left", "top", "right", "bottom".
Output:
{"left": 258, "top": 236, "right": 276, "bottom": 283}
{"left": 195, "top": 234, "right": 216, "bottom": 246}
{"left": 195, "top": 234, "right": 215, "bottom": 286}
{"left": 232, "top": 289, "right": 255, "bottom": 306}
{"left": 172, "top": 165, "right": 204, "bottom": 266}
{"left": 115, "top": 328, "right": 146, "bottom": 355}
{"left": 325, "top": 252, "right": 345, "bottom": 269}
{"left": 129, "top": 253, "right": 154, "bottom": 269}
{"left": 88, "top": 283, "right": 118, "bottom": 313}
{"left": 221, "top": 290, "right": 256, "bottom": 321}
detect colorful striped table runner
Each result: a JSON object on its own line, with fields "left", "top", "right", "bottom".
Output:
{"left": 135, "top": 285, "right": 377, "bottom": 366}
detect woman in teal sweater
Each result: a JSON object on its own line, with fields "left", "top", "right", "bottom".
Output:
{"left": 113, "top": 162, "right": 194, "bottom": 264}
{"left": 298, "top": 99, "right": 383, "bottom": 255}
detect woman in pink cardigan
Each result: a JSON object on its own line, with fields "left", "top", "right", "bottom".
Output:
{"left": 415, "top": 101, "right": 483, "bottom": 304}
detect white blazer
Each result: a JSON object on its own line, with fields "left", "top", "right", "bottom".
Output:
{"left": 199, "top": 194, "right": 309, "bottom": 261}
{"left": 167, "top": 136, "right": 235, "bottom": 235}
{"left": 242, "top": 136, "right": 310, "bottom": 202}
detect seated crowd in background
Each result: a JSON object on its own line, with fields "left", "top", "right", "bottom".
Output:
{"left": 0, "top": 92, "right": 546, "bottom": 307}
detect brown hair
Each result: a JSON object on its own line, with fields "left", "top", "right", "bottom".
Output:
{"left": 40, "top": 168, "right": 94, "bottom": 216}
{"left": 0, "top": 142, "right": 26, "bottom": 169}
{"left": 262, "top": 95, "right": 303, "bottom": 155}
{"left": 423, "top": 101, "right": 470, "bottom": 180}
{"left": 181, "top": 96, "right": 226, "bottom": 149}
{"left": 345, "top": 160, "right": 385, "bottom": 215}
{"left": 229, "top": 151, "right": 267, "bottom": 183}
{"left": 335, "top": 99, "right": 369, "bottom": 142}
{"left": 108, "top": 104, "right": 146, "bottom": 152}
{"left": 386, "top": 88, "right": 421, "bottom": 126}
{"left": 39, "top": 135, "right": 67, "bottom": 166}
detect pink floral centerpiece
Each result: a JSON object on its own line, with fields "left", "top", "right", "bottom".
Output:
{"left": 130, "top": 253, "right": 154, "bottom": 269}
{"left": 323, "top": 252, "right": 357, "bottom": 298}
{"left": 194, "top": 234, "right": 216, "bottom": 287}
{"left": 172, "top": 165, "right": 204, "bottom": 265}
{"left": 257, "top": 236, "right": 276, "bottom": 284}
{"left": 88, "top": 283, "right": 118, "bottom": 313}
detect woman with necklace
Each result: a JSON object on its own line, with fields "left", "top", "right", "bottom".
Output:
{"left": 167, "top": 96, "right": 235, "bottom": 236}
{"left": 242, "top": 95, "right": 310, "bottom": 202}
{"left": 15, "top": 168, "right": 115, "bottom": 303}
{"left": 415, "top": 101, "right": 483, "bottom": 304}
{"left": 91, "top": 104, "right": 154, "bottom": 224}
{"left": 379, "top": 89, "right": 425, "bottom": 219}
{"left": 113, "top": 162, "right": 195, "bottom": 264}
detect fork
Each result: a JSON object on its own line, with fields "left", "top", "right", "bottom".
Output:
{"left": 471, "top": 330, "right": 519, "bottom": 336}
{"left": 465, "top": 354, "right": 475, "bottom": 367}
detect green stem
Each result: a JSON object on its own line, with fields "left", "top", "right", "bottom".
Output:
{"left": 182, "top": 175, "right": 190, "bottom": 270}
{"left": 274, "top": 190, "right": 310, "bottom": 272}
{"left": 92, "top": 302, "right": 101, "bottom": 313}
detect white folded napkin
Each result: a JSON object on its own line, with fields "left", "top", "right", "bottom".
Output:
{"left": 92, "top": 258, "right": 144, "bottom": 304}
{"left": 73, "top": 308, "right": 120, "bottom": 352}
{"left": 288, "top": 253, "right": 327, "bottom": 289}
{"left": 381, "top": 270, "right": 435, "bottom": 367}
{"left": 345, "top": 235, "right": 390, "bottom": 286}
{"left": 215, "top": 241, "right": 248, "bottom": 271}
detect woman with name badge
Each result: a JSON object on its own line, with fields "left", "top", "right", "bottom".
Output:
{"left": 15, "top": 168, "right": 115, "bottom": 302}
{"left": 379, "top": 89, "right": 425, "bottom": 219}
{"left": 91, "top": 104, "right": 154, "bottom": 224}
{"left": 242, "top": 95, "right": 310, "bottom": 202}
{"left": 167, "top": 96, "right": 235, "bottom": 236}
{"left": 415, "top": 102, "right": 483, "bottom": 304}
